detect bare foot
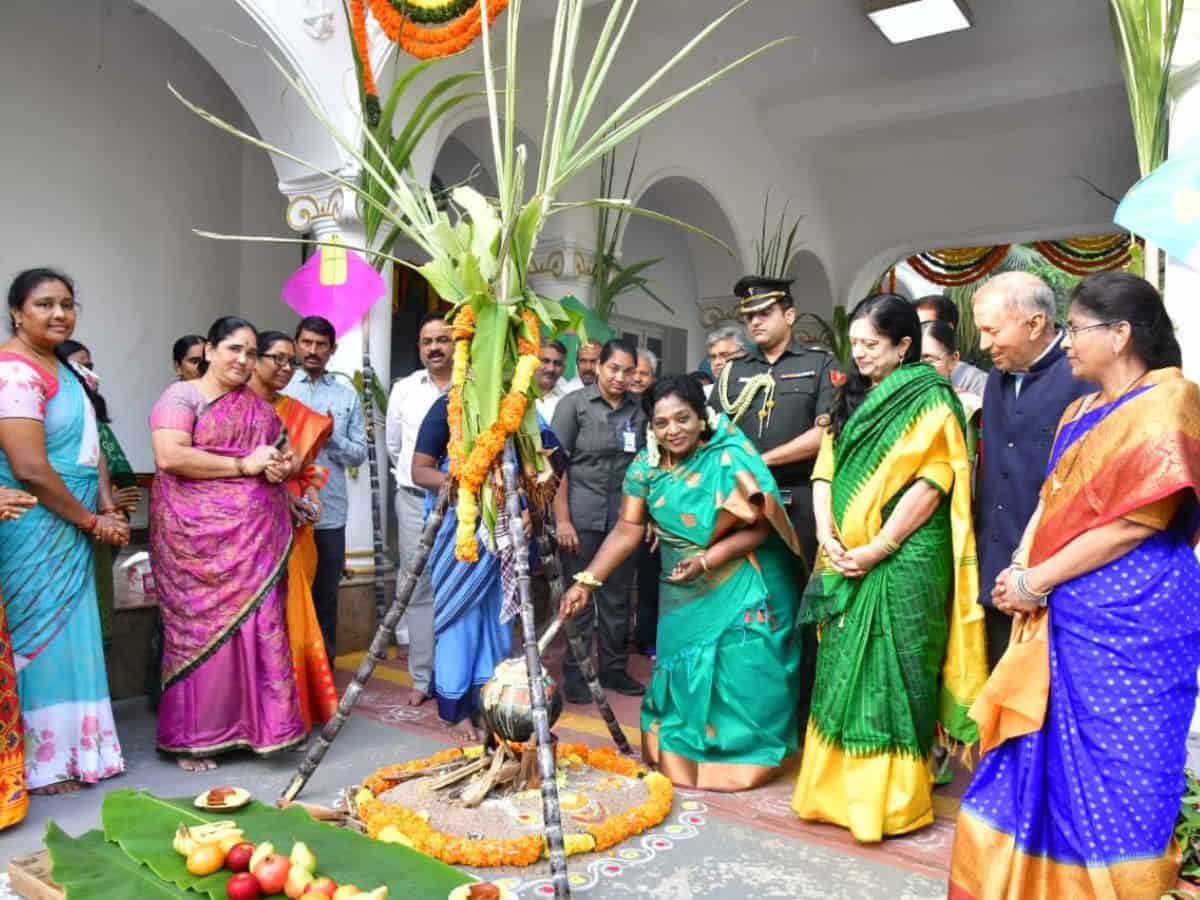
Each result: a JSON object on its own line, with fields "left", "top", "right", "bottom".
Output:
{"left": 31, "top": 780, "right": 83, "bottom": 795}
{"left": 177, "top": 757, "right": 218, "bottom": 772}
{"left": 404, "top": 688, "right": 431, "bottom": 707}
{"left": 446, "top": 720, "right": 480, "bottom": 743}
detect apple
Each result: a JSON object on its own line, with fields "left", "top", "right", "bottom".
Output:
{"left": 248, "top": 841, "right": 274, "bottom": 874}
{"left": 307, "top": 877, "right": 338, "bottom": 897}
{"left": 251, "top": 853, "right": 291, "bottom": 895}
{"left": 332, "top": 887, "right": 361, "bottom": 900}
{"left": 225, "top": 842, "right": 256, "bottom": 873}
{"left": 226, "top": 872, "right": 261, "bottom": 900}
{"left": 284, "top": 864, "right": 315, "bottom": 899}
{"left": 300, "top": 893, "right": 332, "bottom": 900}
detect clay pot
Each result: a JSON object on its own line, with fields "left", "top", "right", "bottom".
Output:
{"left": 479, "top": 657, "right": 563, "bottom": 743}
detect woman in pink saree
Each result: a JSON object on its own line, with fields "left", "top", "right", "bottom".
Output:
{"left": 149, "top": 317, "right": 304, "bottom": 771}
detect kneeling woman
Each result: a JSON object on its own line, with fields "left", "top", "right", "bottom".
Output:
{"left": 560, "top": 376, "right": 803, "bottom": 790}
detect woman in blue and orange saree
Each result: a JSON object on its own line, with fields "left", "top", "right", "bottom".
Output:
{"left": 559, "top": 376, "right": 804, "bottom": 790}
{"left": 792, "top": 294, "right": 988, "bottom": 842}
{"left": 150, "top": 317, "right": 305, "bottom": 771}
{"left": 950, "top": 273, "right": 1200, "bottom": 899}
{"left": 0, "top": 269, "right": 127, "bottom": 797}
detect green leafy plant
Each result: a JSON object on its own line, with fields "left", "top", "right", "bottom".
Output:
{"left": 1167, "top": 770, "right": 1200, "bottom": 896}
{"left": 796, "top": 306, "right": 850, "bottom": 368}
{"left": 174, "top": 0, "right": 790, "bottom": 543}
{"left": 591, "top": 141, "right": 670, "bottom": 323}
{"left": 1109, "top": 0, "right": 1184, "bottom": 178}
{"left": 753, "top": 193, "right": 803, "bottom": 280}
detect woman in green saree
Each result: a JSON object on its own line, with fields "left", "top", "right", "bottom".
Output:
{"left": 791, "top": 294, "right": 988, "bottom": 843}
{"left": 560, "top": 376, "right": 803, "bottom": 791}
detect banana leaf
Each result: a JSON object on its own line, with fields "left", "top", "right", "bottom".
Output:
{"left": 97, "top": 790, "right": 471, "bottom": 899}
{"left": 46, "top": 821, "right": 194, "bottom": 900}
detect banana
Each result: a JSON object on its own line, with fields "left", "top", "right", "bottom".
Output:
{"left": 173, "top": 821, "right": 244, "bottom": 857}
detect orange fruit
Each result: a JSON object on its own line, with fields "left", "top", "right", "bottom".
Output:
{"left": 186, "top": 843, "right": 226, "bottom": 876}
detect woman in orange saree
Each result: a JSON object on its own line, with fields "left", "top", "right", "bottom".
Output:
{"left": 249, "top": 332, "right": 339, "bottom": 730}
{"left": 950, "top": 274, "right": 1200, "bottom": 899}
{"left": 0, "top": 486, "right": 36, "bottom": 828}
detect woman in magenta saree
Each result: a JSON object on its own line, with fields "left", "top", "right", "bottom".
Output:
{"left": 149, "top": 317, "right": 303, "bottom": 769}
{"left": 950, "top": 274, "right": 1200, "bottom": 899}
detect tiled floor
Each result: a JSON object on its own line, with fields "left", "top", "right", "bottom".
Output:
{"left": 0, "top": 641, "right": 959, "bottom": 899}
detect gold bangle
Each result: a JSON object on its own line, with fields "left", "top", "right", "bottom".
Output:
{"left": 697, "top": 554, "right": 710, "bottom": 572}
{"left": 573, "top": 571, "right": 603, "bottom": 589}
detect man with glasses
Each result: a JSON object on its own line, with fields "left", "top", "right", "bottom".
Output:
{"left": 281, "top": 315, "right": 368, "bottom": 660}
{"left": 384, "top": 312, "right": 453, "bottom": 704}
{"left": 971, "top": 272, "right": 1091, "bottom": 666}
{"left": 704, "top": 325, "right": 747, "bottom": 399}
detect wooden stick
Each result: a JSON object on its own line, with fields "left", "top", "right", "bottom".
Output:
{"left": 274, "top": 798, "right": 344, "bottom": 822}
{"left": 501, "top": 442, "right": 570, "bottom": 898}
{"left": 428, "top": 756, "right": 489, "bottom": 791}
{"left": 280, "top": 484, "right": 451, "bottom": 803}
{"left": 535, "top": 526, "right": 633, "bottom": 755}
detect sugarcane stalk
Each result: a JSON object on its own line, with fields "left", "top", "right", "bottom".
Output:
{"left": 534, "top": 524, "right": 633, "bottom": 755}
{"left": 359, "top": 326, "right": 390, "bottom": 629}
{"left": 281, "top": 483, "right": 450, "bottom": 803}
{"left": 501, "top": 442, "right": 570, "bottom": 899}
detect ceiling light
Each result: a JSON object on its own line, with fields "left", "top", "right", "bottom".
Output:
{"left": 865, "top": 0, "right": 973, "bottom": 45}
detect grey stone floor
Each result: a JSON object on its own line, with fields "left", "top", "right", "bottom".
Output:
{"left": 0, "top": 698, "right": 946, "bottom": 899}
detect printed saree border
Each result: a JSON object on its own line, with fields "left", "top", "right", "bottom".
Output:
{"left": 156, "top": 731, "right": 305, "bottom": 757}
{"left": 950, "top": 806, "right": 1180, "bottom": 900}
{"left": 641, "top": 727, "right": 796, "bottom": 792}
{"left": 161, "top": 533, "right": 293, "bottom": 689}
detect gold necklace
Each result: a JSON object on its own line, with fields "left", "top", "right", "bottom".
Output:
{"left": 1050, "top": 369, "right": 1147, "bottom": 493}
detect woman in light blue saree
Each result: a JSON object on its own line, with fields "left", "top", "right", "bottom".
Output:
{"left": 0, "top": 269, "right": 127, "bottom": 794}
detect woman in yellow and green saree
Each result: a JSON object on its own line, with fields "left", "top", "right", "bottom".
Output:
{"left": 560, "top": 376, "right": 803, "bottom": 791}
{"left": 791, "top": 293, "right": 988, "bottom": 843}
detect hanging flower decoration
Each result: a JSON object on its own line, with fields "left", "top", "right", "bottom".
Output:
{"left": 906, "top": 245, "right": 1013, "bottom": 287}
{"left": 356, "top": 742, "right": 673, "bottom": 867}
{"left": 447, "top": 303, "right": 541, "bottom": 562}
{"left": 361, "top": 0, "right": 510, "bottom": 62}
{"left": 1031, "top": 234, "right": 1133, "bottom": 276}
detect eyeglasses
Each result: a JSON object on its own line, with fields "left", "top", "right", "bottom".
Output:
{"left": 1063, "top": 321, "right": 1119, "bottom": 339}
{"left": 262, "top": 353, "right": 300, "bottom": 368}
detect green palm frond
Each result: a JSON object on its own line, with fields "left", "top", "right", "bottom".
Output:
{"left": 753, "top": 193, "right": 804, "bottom": 279}
{"left": 1109, "top": 0, "right": 1184, "bottom": 176}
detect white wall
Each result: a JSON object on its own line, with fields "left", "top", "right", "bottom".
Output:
{"left": 0, "top": 0, "right": 294, "bottom": 470}
{"left": 618, "top": 216, "right": 703, "bottom": 367}
{"left": 825, "top": 84, "right": 1139, "bottom": 300}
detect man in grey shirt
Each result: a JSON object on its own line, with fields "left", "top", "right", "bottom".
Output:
{"left": 914, "top": 295, "right": 988, "bottom": 395}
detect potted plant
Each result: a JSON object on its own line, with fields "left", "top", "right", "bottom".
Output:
{"left": 1169, "top": 770, "right": 1200, "bottom": 897}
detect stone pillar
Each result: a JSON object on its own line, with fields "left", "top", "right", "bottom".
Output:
{"left": 282, "top": 173, "right": 391, "bottom": 572}
{"left": 528, "top": 234, "right": 597, "bottom": 305}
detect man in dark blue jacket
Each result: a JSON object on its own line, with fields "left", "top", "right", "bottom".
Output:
{"left": 973, "top": 272, "right": 1092, "bottom": 667}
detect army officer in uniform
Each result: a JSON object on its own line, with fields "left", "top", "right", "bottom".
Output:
{"left": 709, "top": 276, "right": 839, "bottom": 568}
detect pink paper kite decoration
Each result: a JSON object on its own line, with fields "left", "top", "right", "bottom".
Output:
{"left": 280, "top": 243, "right": 388, "bottom": 338}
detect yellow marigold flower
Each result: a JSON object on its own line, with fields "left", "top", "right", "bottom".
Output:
{"left": 511, "top": 354, "right": 540, "bottom": 395}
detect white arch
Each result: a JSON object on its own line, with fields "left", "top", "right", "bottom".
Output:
{"left": 785, "top": 249, "right": 835, "bottom": 317}
{"left": 628, "top": 165, "right": 749, "bottom": 269}
{"left": 845, "top": 217, "right": 1124, "bottom": 307}
{"left": 138, "top": 1, "right": 366, "bottom": 184}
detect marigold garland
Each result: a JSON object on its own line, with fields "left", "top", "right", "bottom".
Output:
{"left": 349, "top": 0, "right": 380, "bottom": 125}
{"left": 365, "top": 0, "right": 510, "bottom": 60}
{"left": 357, "top": 742, "right": 673, "bottom": 867}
